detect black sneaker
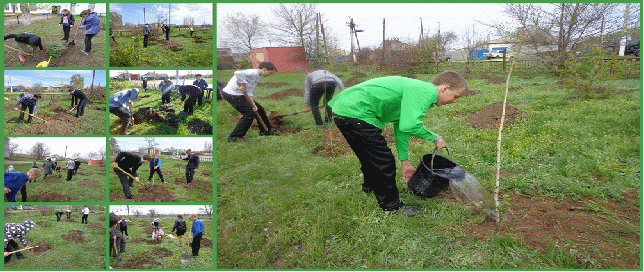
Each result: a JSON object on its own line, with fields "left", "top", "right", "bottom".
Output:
{"left": 5, "top": 261, "right": 16, "bottom": 265}
{"left": 227, "top": 137, "right": 248, "bottom": 143}
{"left": 126, "top": 195, "right": 138, "bottom": 199}
{"left": 17, "top": 120, "right": 22, "bottom": 125}
{"left": 259, "top": 131, "right": 280, "bottom": 136}
{"left": 361, "top": 185, "right": 372, "bottom": 193}
{"left": 387, "top": 204, "right": 418, "bottom": 217}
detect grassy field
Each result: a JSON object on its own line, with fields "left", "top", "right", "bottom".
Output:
{"left": 216, "top": 66, "right": 640, "bottom": 269}
{"left": 109, "top": 27, "right": 212, "bottom": 67}
{"left": 108, "top": 217, "right": 213, "bottom": 269}
{"left": 109, "top": 80, "right": 213, "bottom": 135}
{"left": 5, "top": 162, "right": 106, "bottom": 202}
{"left": 4, "top": 16, "right": 106, "bottom": 67}
{"left": 108, "top": 155, "right": 213, "bottom": 202}
{"left": 4, "top": 207, "right": 106, "bottom": 270}
{"left": 4, "top": 94, "right": 105, "bottom": 135}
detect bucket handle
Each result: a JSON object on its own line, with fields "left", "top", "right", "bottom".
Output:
{"left": 430, "top": 147, "right": 451, "bottom": 173}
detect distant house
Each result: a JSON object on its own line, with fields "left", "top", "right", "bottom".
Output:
{"left": 49, "top": 83, "right": 72, "bottom": 92}
{"left": 249, "top": 47, "right": 307, "bottom": 73}
{"left": 4, "top": 3, "right": 106, "bottom": 15}
{"left": 87, "top": 160, "right": 103, "bottom": 167}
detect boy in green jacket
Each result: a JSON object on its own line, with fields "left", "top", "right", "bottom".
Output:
{"left": 328, "top": 71, "right": 468, "bottom": 217}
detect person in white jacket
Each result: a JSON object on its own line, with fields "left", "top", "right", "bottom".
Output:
{"left": 81, "top": 206, "right": 89, "bottom": 224}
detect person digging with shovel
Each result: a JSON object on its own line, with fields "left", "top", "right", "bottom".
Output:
{"left": 4, "top": 32, "right": 44, "bottom": 56}
{"left": 109, "top": 88, "right": 139, "bottom": 135}
{"left": 77, "top": 9, "right": 100, "bottom": 55}
{"left": 147, "top": 154, "right": 165, "bottom": 184}
{"left": 180, "top": 149, "right": 199, "bottom": 185}
{"left": 4, "top": 220, "right": 36, "bottom": 265}
{"left": 303, "top": 69, "right": 345, "bottom": 127}
{"left": 58, "top": 9, "right": 75, "bottom": 43}
{"left": 14, "top": 94, "right": 42, "bottom": 125}
{"left": 327, "top": 71, "right": 468, "bottom": 217}
{"left": 112, "top": 152, "right": 151, "bottom": 199}
{"left": 222, "top": 61, "right": 280, "bottom": 142}
{"left": 69, "top": 89, "right": 89, "bottom": 118}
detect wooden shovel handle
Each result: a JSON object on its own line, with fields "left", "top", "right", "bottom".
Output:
{"left": 5, "top": 246, "right": 38, "bottom": 255}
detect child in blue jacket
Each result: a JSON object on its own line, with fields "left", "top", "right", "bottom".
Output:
{"left": 78, "top": 9, "right": 100, "bottom": 55}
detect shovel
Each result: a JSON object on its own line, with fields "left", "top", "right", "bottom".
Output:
{"left": 255, "top": 112, "right": 269, "bottom": 131}
{"left": 15, "top": 109, "right": 48, "bottom": 123}
{"left": 5, "top": 246, "right": 39, "bottom": 256}
{"left": 4, "top": 44, "right": 33, "bottom": 56}
{"left": 69, "top": 106, "right": 76, "bottom": 112}
{"left": 68, "top": 27, "right": 80, "bottom": 46}
{"left": 180, "top": 248, "right": 191, "bottom": 264}
{"left": 114, "top": 165, "right": 152, "bottom": 191}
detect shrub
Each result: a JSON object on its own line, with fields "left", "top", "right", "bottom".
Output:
{"left": 110, "top": 38, "right": 143, "bottom": 67}
{"left": 556, "top": 47, "right": 624, "bottom": 99}
{"left": 45, "top": 44, "right": 66, "bottom": 58}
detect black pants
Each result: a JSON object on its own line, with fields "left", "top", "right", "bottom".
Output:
{"left": 111, "top": 35, "right": 116, "bottom": 42}
{"left": 153, "top": 222, "right": 159, "bottom": 227}
{"left": 114, "top": 168, "right": 134, "bottom": 198}
{"left": 18, "top": 103, "right": 35, "bottom": 123}
{"left": 165, "top": 31, "right": 169, "bottom": 41}
{"left": 110, "top": 107, "right": 132, "bottom": 134}
{"left": 62, "top": 25, "right": 71, "bottom": 40}
{"left": 4, "top": 239, "right": 24, "bottom": 263}
{"left": 20, "top": 184, "right": 27, "bottom": 202}
{"left": 161, "top": 91, "right": 172, "bottom": 104}
{"left": 56, "top": 214, "right": 62, "bottom": 222}
{"left": 76, "top": 98, "right": 88, "bottom": 117}
{"left": 190, "top": 31, "right": 194, "bottom": 37}
{"left": 67, "top": 212, "right": 71, "bottom": 219}
{"left": 84, "top": 34, "right": 95, "bottom": 52}
{"left": 222, "top": 92, "right": 272, "bottom": 137}
{"left": 191, "top": 232, "right": 202, "bottom": 256}
{"left": 121, "top": 226, "right": 128, "bottom": 236}
{"left": 197, "top": 90, "right": 204, "bottom": 107}
{"left": 82, "top": 214, "right": 88, "bottom": 224}
{"left": 184, "top": 94, "right": 198, "bottom": 114}
{"left": 143, "top": 34, "right": 149, "bottom": 47}
{"left": 66, "top": 169, "right": 74, "bottom": 181}
{"left": 334, "top": 116, "right": 403, "bottom": 211}
{"left": 148, "top": 168, "right": 164, "bottom": 182}
{"left": 310, "top": 82, "right": 336, "bottom": 126}
{"left": 185, "top": 168, "right": 196, "bottom": 184}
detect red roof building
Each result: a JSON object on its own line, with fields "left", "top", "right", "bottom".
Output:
{"left": 249, "top": 47, "right": 307, "bottom": 73}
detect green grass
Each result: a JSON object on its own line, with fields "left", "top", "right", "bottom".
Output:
{"left": 4, "top": 96, "right": 105, "bottom": 135}
{"left": 4, "top": 16, "right": 106, "bottom": 67}
{"left": 109, "top": 217, "right": 213, "bottom": 269}
{"left": 216, "top": 67, "right": 640, "bottom": 269}
{"left": 108, "top": 155, "right": 213, "bottom": 202}
{"left": 109, "top": 81, "right": 213, "bottom": 135}
{"left": 5, "top": 163, "right": 106, "bottom": 202}
{"left": 4, "top": 208, "right": 106, "bottom": 270}
{"left": 110, "top": 28, "right": 212, "bottom": 67}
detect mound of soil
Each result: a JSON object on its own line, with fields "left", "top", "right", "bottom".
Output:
{"left": 187, "top": 119, "right": 213, "bottom": 135}
{"left": 310, "top": 126, "right": 352, "bottom": 157}
{"left": 158, "top": 40, "right": 183, "bottom": 52}
{"left": 160, "top": 168, "right": 173, "bottom": 175}
{"left": 257, "top": 82, "right": 289, "bottom": 88}
{"left": 75, "top": 172, "right": 93, "bottom": 176}
{"left": 98, "top": 215, "right": 106, "bottom": 221}
{"left": 151, "top": 247, "right": 173, "bottom": 258}
{"left": 200, "top": 169, "right": 213, "bottom": 177}
{"left": 462, "top": 89, "right": 478, "bottom": 97}
{"left": 118, "top": 253, "right": 160, "bottom": 269}
{"left": 193, "top": 36, "right": 207, "bottom": 43}
{"left": 136, "top": 185, "right": 176, "bottom": 202}
{"left": 78, "top": 179, "right": 99, "bottom": 188}
{"left": 454, "top": 190, "right": 640, "bottom": 269}
{"left": 66, "top": 218, "right": 77, "bottom": 222}
{"left": 61, "top": 230, "right": 84, "bottom": 243}
{"left": 87, "top": 222, "right": 105, "bottom": 230}
{"left": 44, "top": 176, "right": 64, "bottom": 183}
{"left": 131, "top": 238, "right": 163, "bottom": 245}
{"left": 174, "top": 163, "right": 185, "bottom": 168}
{"left": 133, "top": 107, "right": 165, "bottom": 124}
{"left": 175, "top": 178, "right": 187, "bottom": 184}
{"left": 31, "top": 240, "right": 53, "bottom": 256}
{"left": 36, "top": 221, "right": 49, "bottom": 228}
{"left": 49, "top": 104, "right": 70, "bottom": 113}
{"left": 261, "top": 88, "right": 302, "bottom": 99}
{"left": 32, "top": 192, "right": 72, "bottom": 202}
{"left": 462, "top": 101, "right": 525, "bottom": 130}
{"left": 508, "top": 87, "right": 521, "bottom": 92}
{"left": 16, "top": 120, "right": 77, "bottom": 135}
{"left": 185, "top": 178, "right": 212, "bottom": 194}
{"left": 200, "top": 238, "right": 213, "bottom": 248}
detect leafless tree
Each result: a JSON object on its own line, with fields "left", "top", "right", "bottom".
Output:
{"left": 19, "top": 4, "right": 31, "bottom": 25}
{"left": 199, "top": 205, "right": 213, "bottom": 217}
{"left": 148, "top": 208, "right": 158, "bottom": 218}
{"left": 30, "top": 142, "right": 50, "bottom": 160}
{"left": 204, "top": 141, "right": 212, "bottom": 153}
{"left": 183, "top": 16, "right": 195, "bottom": 26}
{"left": 99, "top": 146, "right": 106, "bottom": 164}
{"left": 222, "top": 12, "right": 266, "bottom": 53}
{"left": 133, "top": 209, "right": 142, "bottom": 218}
{"left": 72, "top": 152, "right": 81, "bottom": 159}
{"left": 5, "top": 138, "right": 20, "bottom": 158}
{"left": 31, "top": 83, "right": 43, "bottom": 92}
{"left": 271, "top": 3, "right": 318, "bottom": 58}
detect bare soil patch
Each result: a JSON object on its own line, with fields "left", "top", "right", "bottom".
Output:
{"left": 158, "top": 40, "right": 183, "bottom": 52}
{"left": 477, "top": 74, "right": 505, "bottom": 84}
{"left": 61, "top": 230, "right": 84, "bottom": 243}
{"left": 200, "top": 238, "right": 213, "bottom": 248}
{"left": 78, "top": 179, "right": 100, "bottom": 188}
{"left": 131, "top": 238, "right": 163, "bottom": 245}
{"left": 151, "top": 247, "right": 173, "bottom": 258}
{"left": 187, "top": 119, "right": 213, "bottom": 135}
{"left": 257, "top": 82, "right": 289, "bottom": 88}
{"left": 118, "top": 253, "right": 160, "bottom": 269}
{"left": 32, "top": 192, "right": 72, "bottom": 202}
{"left": 44, "top": 176, "right": 64, "bottom": 183}
{"left": 462, "top": 101, "right": 525, "bottom": 130}
{"left": 231, "top": 111, "right": 303, "bottom": 134}
{"left": 135, "top": 185, "right": 176, "bottom": 202}
{"left": 310, "top": 126, "right": 397, "bottom": 158}
{"left": 31, "top": 240, "right": 53, "bottom": 256}
{"left": 462, "top": 89, "right": 478, "bottom": 97}
{"left": 193, "top": 36, "right": 206, "bottom": 43}
{"left": 36, "top": 221, "right": 49, "bottom": 228}
{"left": 87, "top": 222, "right": 105, "bottom": 230}
{"left": 98, "top": 215, "right": 106, "bottom": 221}
{"left": 16, "top": 119, "right": 77, "bottom": 135}
{"left": 261, "top": 88, "right": 302, "bottom": 100}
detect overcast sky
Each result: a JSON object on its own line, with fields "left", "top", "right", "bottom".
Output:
{"left": 115, "top": 137, "right": 212, "bottom": 152}
{"left": 110, "top": 3, "right": 212, "bottom": 25}
{"left": 4, "top": 70, "right": 106, "bottom": 88}
{"left": 109, "top": 70, "right": 213, "bottom": 77}
{"left": 8, "top": 137, "right": 104, "bottom": 157}
{"left": 110, "top": 205, "right": 211, "bottom": 216}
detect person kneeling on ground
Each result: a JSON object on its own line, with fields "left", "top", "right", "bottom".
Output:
{"left": 171, "top": 215, "right": 187, "bottom": 246}
{"left": 4, "top": 220, "right": 36, "bottom": 265}
{"left": 4, "top": 32, "right": 44, "bottom": 55}
{"left": 109, "top": 88, "right": 139, "bottom": 135}
{"left": 14, "top": 94, "right": 42, "bottom": 125}
{"left": 222, "top": 61, "right": 280, "bottom": 142}
{"left": 4, "top": 168, "right": 40, "bottom": 203}
{"left": 109, "top": 213, "right": 125, "bottom": 259}
{"left": 69, "top": 89, "right": 89, "bottom": 118}
{"left": 303, "top": 69, "right": 345, "bottom": 127}
{"left": 188, "top": 214, "right": 203, "bottom": 257}
{"left": 180, "top": 149, "right": 199, "bottom": 185}
{"left": 328, "top": 71, "right": 468, "bottom": 217}
{"left": 112, "top": 152, "right": 150, "bottom": 199}
{"left": 152, "top": 227, "right": 164, "bottom": 241}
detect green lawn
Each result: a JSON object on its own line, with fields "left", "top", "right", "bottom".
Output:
{"left": 5, "top": 162, "right": 106, "bottom": 202}
{"left": 109, "top": 27, "right": 212, "bottom": 67}
{"left": 4, "top": 16, "right": 106, "bottom": 67}
{"left": 108, "top": 155, "right": 213, "bottom": 202}
{"left": 109, "top": 217, "right": 213, "bottom": 269}
{"left": 4, "top": 95, "right": 105, "bottom": 135}
{"left": 4, "top": 208, "right": 106, "bottom": 270}
{"left": 109, "top": 80, "right": 213, "bottom": 135}
{"left": 216, "top": 66, "right": 640, "bottom": 269}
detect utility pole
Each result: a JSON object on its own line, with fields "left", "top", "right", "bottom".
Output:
{"left": 619, "top": 3, "right": 630, "bottom": 56}
{"left": 419, "top": 17, "right": 423, "bottom": 41}
{"left": 91, "top": 70, "right": 95, "bottom": 89}
{"left": 321, "top": 21, "right": 329, "bottom": 63}
{"left": 168, "top": 3, "right": 171, "bottom": 26}
{"left": 8, "top": 71, "right": 12, "bottom": 92}
{"left": 348, "top": 17, "right": 356, "bottom": 62}
{"left": 315, "top": 13, "right": 320, "bottom": 63}
{"left": 143, "top": 8, "right": 146, "bottom": 24}
{"left": 176, "top": 70, "right": 179, "bottom": 85}
{"left": 382, "top": 18, "right": 386, "bottom": 64}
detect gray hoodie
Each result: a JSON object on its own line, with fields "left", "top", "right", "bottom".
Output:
{"left": 304, "top": 70, "right": 345, "bottom": 106}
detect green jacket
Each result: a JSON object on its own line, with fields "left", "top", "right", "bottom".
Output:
{"left": 328, "top": 76, "right": 438, "bottom": 160}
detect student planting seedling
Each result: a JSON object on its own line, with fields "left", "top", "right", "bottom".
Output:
{"left": 152, "top": 227, "right": 164, "bottom": 241}
{"left": 54, "top": 210, "right": 65, "bottom": 222}
{"left": 176, "top": 85, "right": 203, "bottom": 115}
{"left": 159, "top": 78, "right": 174, "bottom": 104}
{"left": 193, "top": 74, "right": 209, "bottom": 106}
{"left": 328, "top": 71, "right": 468, "bottom": 217}
{"left": 109, "top": 88, "right": 139, "bottom": 135}
{"left": 69, "top": 89, "right": 89, "bottom": 118}
{"left": 221, "top": 61, "right": 280, "bottom": 142}
{"left": 109, "top": 213, "right": 125, "bottom": 259}
{"left": 13, "top": 94, "right": 42, "bottom": 125}
{"left": 4, "top": 33, "right": 44, "bottom": 55}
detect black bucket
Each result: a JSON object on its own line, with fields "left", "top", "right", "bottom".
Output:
{"left": 408, "top": 148, "right": 466, "bottom": 198}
